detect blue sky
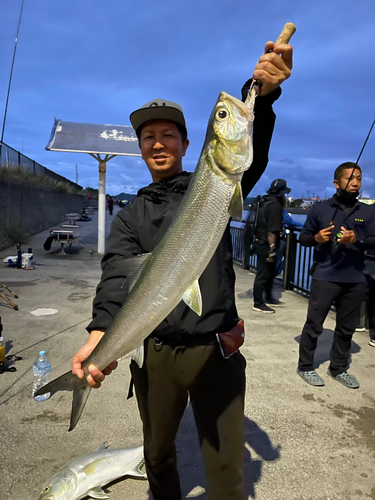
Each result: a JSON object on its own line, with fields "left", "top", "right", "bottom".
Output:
{"left": 1, "top": 0, "right": 374, "bottom": 198}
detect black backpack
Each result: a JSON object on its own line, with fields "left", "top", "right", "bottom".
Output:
{"left": 244, "top": 195, "right": 263, "bottom": 255}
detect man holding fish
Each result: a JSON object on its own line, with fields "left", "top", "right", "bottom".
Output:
{"left": 69, "top": 35, "right": 293, "bottom": 500}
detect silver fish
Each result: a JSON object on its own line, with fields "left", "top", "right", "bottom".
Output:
{"left": 37, "top": 443, "right": 146, "bottom": 500}
{"left": 35, "top": 88, "right": 257, "bottom": 430}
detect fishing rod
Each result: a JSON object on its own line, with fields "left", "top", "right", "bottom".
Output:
{"left": 1, "top": 0, "right": 25, "bottom": 148}
{"left": 356, "top": 119, "right": 375, "bottom": 165}
{"left": 345, "top": 118, "right": 375, "bottom": 194}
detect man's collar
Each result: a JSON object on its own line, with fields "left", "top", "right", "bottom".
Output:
{"left": 330, "top": 194, "right": 360, "bottom": 208}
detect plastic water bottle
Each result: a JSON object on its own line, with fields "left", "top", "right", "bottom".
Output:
{"left": 33, "top": 351, "right": 51, "bottom": 401}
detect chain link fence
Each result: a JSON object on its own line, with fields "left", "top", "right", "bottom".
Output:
{"left": 0, "top": 141, "right": 81, "bottom": 190}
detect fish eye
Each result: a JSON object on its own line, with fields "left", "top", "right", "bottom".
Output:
{"left": 44, "top": 487, "right": 49, "bottom": 492}
{"left": 216, "top": 108, "right": 228, "bottom": 120}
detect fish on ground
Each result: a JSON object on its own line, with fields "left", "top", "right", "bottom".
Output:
{"left": 35, "top": 87, "right": 257, "bottom": 431}
{"left": 37, "top": 443, "right": 146, "bottom": 500}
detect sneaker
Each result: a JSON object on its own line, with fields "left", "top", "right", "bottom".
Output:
{"left": 296, "top": 369, "right": 325, "bottom": 386}
{"left": 327, "top": 369, "right": 359, "bottom": 389}
{"left": 265, "top": 298, "right": 283, "bottom": 307}
{"left": 355, "top": 326, "right": 366, "bottom": 332}
{"left": 252, "top": 304, "right": 275, "bottom": 314}
{"left": 368, "top": 338, "right": 375, "bottom": 347}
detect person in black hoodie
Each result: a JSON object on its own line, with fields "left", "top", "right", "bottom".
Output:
{"left": 297, "top": 162, "right": 375, "bottom": 390}
{"left": 252, "top": 178, "right": 291, "bottom": 314}
{"left": 72, "top": 40, "right": 293, "bottom": 500}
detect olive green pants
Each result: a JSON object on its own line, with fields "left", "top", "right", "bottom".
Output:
{"left": 131, "top": 337, "right": 246, "bottom": 500}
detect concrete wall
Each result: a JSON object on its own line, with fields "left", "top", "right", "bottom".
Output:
{"left": 0, "top": 181, "right": 85, "bottom": 250}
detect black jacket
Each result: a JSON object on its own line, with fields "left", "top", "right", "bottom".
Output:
{"left": 300, "top": 196, "right": 375, "bottom": 283}
{"left": 254, "top": 195, "right": 284, "bottom": 245}
{"left": 87, "top": 83, "right": 281, "bottom": 341}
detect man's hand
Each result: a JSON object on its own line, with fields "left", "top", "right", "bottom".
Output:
{"left": 253, "top": 41, "right": 293, "bottom": 96}
{"left": 72, "top": 330, "right": 118, "bottom": 388}
{"left": 315, "top": 225, "right": 334, "bottom": 244}
{"left": 338, "top": 226, "right": 357, "bottom": 245}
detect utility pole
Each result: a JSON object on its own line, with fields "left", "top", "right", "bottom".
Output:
{"left": 75, "top": 164, "right": 78, "bottom": 184}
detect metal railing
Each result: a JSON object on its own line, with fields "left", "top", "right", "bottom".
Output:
{"left": 230, "top": 222, "right": 313, "bottom": 296}
{"left": 0, "top": 141, "right": 82, "bottom": 190}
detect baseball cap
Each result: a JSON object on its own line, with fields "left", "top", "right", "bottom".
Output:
{"left": 129, "top": 98, "right": 187, "bottom": 136}
{"left": 267, "top": 179, "right": 291, "bottom": 197}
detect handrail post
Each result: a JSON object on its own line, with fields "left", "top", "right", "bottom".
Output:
{"left": 284, "top": 230, "right": 297, "bottom": 290}
{"left": 242, "top": 223, "right": 251, "bottom": 269}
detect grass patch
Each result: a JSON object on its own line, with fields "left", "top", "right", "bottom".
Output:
{"left": 0, "top": 163, "right": 82, "bottom": 194}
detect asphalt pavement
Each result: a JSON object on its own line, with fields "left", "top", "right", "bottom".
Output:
{"left": 0, "top": 207, "right": 374, "bottom": 500}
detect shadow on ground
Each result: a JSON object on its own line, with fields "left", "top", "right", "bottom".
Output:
{"left": 294, "top": 330, "right": 361, "bottom": 369}
{"left": 130, "top": 404, "right": 280, "bottom": 499}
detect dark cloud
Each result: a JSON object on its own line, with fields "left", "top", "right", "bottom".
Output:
{"left": 1, "top": 0, "right": 374, "bottom": 198}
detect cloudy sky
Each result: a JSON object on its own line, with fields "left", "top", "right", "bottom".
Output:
{"left": 1, "top": 0, "right": 374, "bottom": 198}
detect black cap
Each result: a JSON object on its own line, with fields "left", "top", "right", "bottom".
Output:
{"left": 129, "top": 98, "right": 187, "bottom": 136}
{"left": 267, "top": 179, "right": 291, "bottom": 197}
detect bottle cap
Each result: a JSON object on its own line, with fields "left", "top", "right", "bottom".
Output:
{"left": 39, "top": 350, "right": 45, "bottom": 356}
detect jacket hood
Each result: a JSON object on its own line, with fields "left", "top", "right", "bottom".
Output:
{"left": 137, "top": 171, "right": 192, "bottom": 202}
{"left": 263, "top": 194, "right": 284, "bottom": 205}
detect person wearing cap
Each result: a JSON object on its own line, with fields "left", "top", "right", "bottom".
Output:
{"left": 72, "top": 40, "right": 293, "bottom": 500}
{"left": 252, "top": 179, "right": 291, "bottom": 313}
{"left": 297, "top": 162, "right": 375, "bottom": 389}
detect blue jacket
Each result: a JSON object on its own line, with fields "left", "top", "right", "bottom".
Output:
{"left": 300, "top": 197, "right": 375, "bottom": 283}
{"left": 283, "top": 209, "right": 303, "bottom": 232}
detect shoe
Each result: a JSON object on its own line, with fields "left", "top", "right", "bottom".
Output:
{"left": 252, "top": 304, "right": 275, "bottom": 314}
{"left": 296, "top": 369, "right": 325, "bottom": 386}
{"left": 265, "top": 298, "right": 283, "bottom": 307}
{"left": 327, "top": 369, "right": 359, "bottom": 389}
{"left": 355, "top": 326, "right": 366, "bottom": 332}
{"left": 368, "top": 338, "right": 375, "bottom": 347}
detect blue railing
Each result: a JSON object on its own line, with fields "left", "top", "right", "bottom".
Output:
{"left": 230, "top": 223, "right": 313, "bottom": 296}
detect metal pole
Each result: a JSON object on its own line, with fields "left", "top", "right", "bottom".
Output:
{"left": 1, "top": 0, "right": 25, "bottom": 147}
{"left": 351, "top": 119, "right": 375, "bottom": 197}
{"left": 356, "top": 119, "right": 375, "bottom": 165}
{"left": 98, "top": 161, "right": 106, "bottom": 254}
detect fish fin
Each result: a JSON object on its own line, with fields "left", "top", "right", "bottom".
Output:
{"left": 70, "top": 380, "right": 92, "bottom": 431}
{"left": 33, "top": 370, "right": 92, "bottom": 432}
{"left": 120, "top": 254, "right": 151, "bottom": 292}
{"left": 87, "top": 487, "right": 109, "bottom": 499}
{"left": 127, "top": 458, "right": 147, "bottom": 479}
{"left": 95, "top": 442, "right": 109, "bottom": 452}
{"left": 123, "top": 344, "right": 144, "bottom": 368}
{"left": 228, "top": 182, "right": 243, "bottom": 221}
{"left": 182, "top": 279, "right": 202, "bottom": 316}
{"left": 33, "top": 370, "right": 77, "bottom": 397}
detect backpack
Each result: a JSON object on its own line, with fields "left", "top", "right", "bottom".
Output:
{"left": 244, "top": 195, "right": 263, "bottom": 255}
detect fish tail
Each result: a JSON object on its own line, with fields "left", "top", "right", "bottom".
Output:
{"left": 129, "top": 457, "right": 147, "bottom": 479}
{"left": 34, "top": 370, "right": 91, "bottom": 432}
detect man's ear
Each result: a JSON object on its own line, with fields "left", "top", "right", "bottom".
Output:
{"left": 182, "top": 138, "right": 190, "bottom": 157}
{"left": 333, "top": 179, "right": 339, "bottom": 190}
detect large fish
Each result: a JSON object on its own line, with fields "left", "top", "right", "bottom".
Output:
{"left": 35, "top": 88, "right": 256, "bottom": 430}
{"left": 35, "top": 24, "right": 296, "bottom": 432}
{"left": 37, "top": 443, "right": 146, "bottom": 500}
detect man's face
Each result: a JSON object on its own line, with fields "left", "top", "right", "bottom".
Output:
{"left": 139, "top": 120, "right": 189, "bottom": 182}
{"left": 334, "top": 168, "right": 362, "bottom": 193}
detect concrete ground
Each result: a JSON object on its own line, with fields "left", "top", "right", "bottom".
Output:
{"left": 0, "top": 208, "right": 374, "bottom": 500}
